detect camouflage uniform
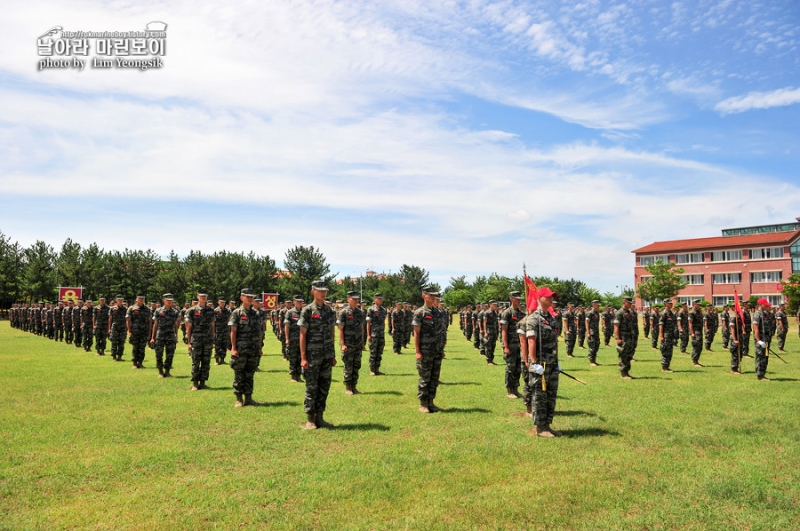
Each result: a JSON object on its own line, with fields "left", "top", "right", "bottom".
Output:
{"left": 229, "top": 304, "right": 262, "bottom": 398}
{"left": 631, "top": 309, "right": 640, "bottom": 351}
{"left": 214, "top": 304, "right": 231, "bottom": 364}
{"left": 753, "top": 309, "right": 772, "bottom": 378}
{"left": 110, "top": 304, "right": 127, "bottom": 360}
{"left": 464, "top": 308, "right": 473, "bottom": 341}
{"left": 524, "top": 309, "right": 560, "bottom": 428}
{"left": 586, "top": 307, "right": 601, "bottom": 364}
{"left": 563, "top": 308, "right": 576, "bottom": 356}
{"left": 728, "top": 312, "right": 744, "bottom": 372}
{"left": 391, "top": 307, "right": 405, "bottom": 354}
{"left": 642, "top": 309, "right": 651, "bottom": 338}
{"left": 576, "top": 308, "right": 586, "bottom": 348}
{"left": 126, "top": 303, "right": 151, "bottom": 367}
{"left": 63, "top": 305, "right": 74, "bottom": 344}
{"left": 413, "top": 304, "right": 443, "bottom": 405}
{"left": 650, "top": 309, "right": 660, "bottom": 349}
{"left": 614, "top": 306, "right": 636, "bottom": 377}
{"left": 72, "top": 305, "right": 83, "bottom": 348}
{"left": 775, "top": 308, "right": 788, "bottom": 350}
{"left": 299, "top": 301, "right": 336, "bottom": 414}
{"left": 81, "top": 304, "right": 94, "bottom": 351}
{"left": 472, "top": 308, "right": 482, "bottom": 351}
{"left": 53, "top": 305, "right": 64, "bottom": 341}
{"left": 153, "top": 306, "right": 180, "bottom": 374}
{"left": 602, "top": 309, "right": 614, "bottom": 346}
{"left": 482, "top": 308, "right": 498, "bottom": 364}
{"left": 403, "top": 306, "right": 413, "bottom": 348}
{"left": 284, "top": 306, "right": 303, "bottom": 381}
{"left": 186, "top": 304, "right": 216, "bottom": 385}
{"left": 45, "top": 306, "right": 54, "bottom": 339}
{"left": 721, "top": 309, "right": 731, "bottom": 349}
{"left": 500, "top": 305, "right": 525, "bottom": 393}
{"left": 337, "top": 304, "right": 364, "bottom": 389}
{"left": 741, "top": 309, "right": 752, "bottom": 358}
{"left": 678, "top": 308, "right": 689, "bottom": 353}
{"left": 366, "top": 304, "right": 387, "bottom": 373}
{"left": 94, "top": 303, "right": 110, "bottom": 354}
{"left": 278, "top": 305, "right": 289, "bottom": 358}
{"left": 659, "top": 308, "right": 677, "bottom": 370}
{"left": 688, "top": 307, "right": 704, "bottom": 364}
{"left": 703, "top": 309, "right": 718, "bottom": 350}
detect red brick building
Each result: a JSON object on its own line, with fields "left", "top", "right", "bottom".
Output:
{"left": 632, "top": 218, "right": 800, "bottom": 307}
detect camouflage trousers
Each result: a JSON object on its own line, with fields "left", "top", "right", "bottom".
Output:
{"left": 651, "top": 331, "right": 659, "bottom": 349}
{"left": 416, "top": 350, "right": 442, "bottom": 402}
{"left": 64, "top": 324, "right": 74, "bottom": 343}
{"left": 404, "top": 326, "right": 412, "bottom": 347}
{"left": 286, "top": 342, "right": 301, "bottom": 378}
{"left": 704, "top": 330, "right": 716, "bottom": 350}
{"left": 565, "top": 332, "right": 576, "bottom": 355}
{"left": 603, "top": 328, "right": 612, "bottom": 346}
{"left": 643, "top": 322, "right": 650, "bottom": 338}
{"left": 82, "top": 327, "right": 94, "bottom": 351}
{"left": 577, "top": 329, "right": 586, "bottom": 348}
{"left": 722, "top": 328, "right": 730, "bottom": 349}
{"left": 130, "top": 334, "right": 148, "bottom": 364}
{"left": 95, "top": 328, "right": 109, "bottom": 353}
{"left": 587, "top": 334, "right": 600, "bottom": 363}
{"left": 231, "top": 349, "right": 260, "bottom": 396}
{"left": 529, "top": 360, "right": 559, "bottom": 427}
{"left": 776, "top": 330, "right": 786, "bottom": 350}
{"left": 679, "top": 331, "right": 689, "bottom": 352}
{"left": 214, "top": 333, "right": 230, "bottom": 363}
{"left": 155, "top": 338, "right": 177, "bottom": 371}
{"left": 617, "top": 339, "right": 635, "bottom": 375}
{"left": 110, "top": 327, "right": 126, "bottom": 359}
{"left": 660, "top": 337, "right": 675, "bottom": 369}
{"left": 741, "top": 333, "right": 751, "bottom": 357}
{"left": 754, "top": 341, "right": 769, "bottom": 378}
{"left": 341, "top": 345, "right": 362, "bottom": 385}
{"left": 73, "top": 326, "right": 82, "bottom": 348}
{"left": 392, "top": 328, "right": 404, "bottom": 353}
{"left": 523, "top": 363, "right": 533, "bottom": 409}
{"left": 304, "top": 356, "right": 333, "bottom": 414}
{"left": 190, "top": 339, "right": 213, "bottom": 383}
{"left": 473, "top": 329, "right": 481, "bottom": 350}
{"left": 690, "top": 334, "right": 703, "bottom": 363}
{"left": 55, "top": 325, "right": 63, "bottom": 342}
{"left": 503, "top": 346, "right": 521, "bottom": 390}
{"left": 464, "top": 325, "right": 472, "bottom": 342}
{"left": 47, "top": 323, "right": 54, "bottom": 339}
{"left": 369, "top": 335, "right": 385, "bottom": 371}
{"left": 729, "top": 340, "right": 743, "bottom": 371}
{"left": 484, "top": 334, "right": 497, "bottom": 364}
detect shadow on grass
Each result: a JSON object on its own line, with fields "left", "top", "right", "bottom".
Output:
{"left": 439, "top": 407, "right": 491, "bottom": 414}
{"left": 202, "top": 386, "right": 232, "bottom": 391}
{"left": 560, "top": 427, "right": 621, "bottom": 438}
{"left": 335, "top": 423, "right": 391, "bottom": 431}
{"left": 385, "top": 373, "right": 416, "bottom": 377}
{"left": 171, "top": 375, "right": 190, "bottom": 379}
{"left": 359, "top": 390, "right": 403, "bottom": 396}
{"left": 254, "top": 400, "right": 300, "bottom": 408}
{"left": 558, "top": 410, "right": 599, "bottom": 417}
{"left": 439, "top": 381, "right": 481, "bottom": 386}
{"left": 770, "top": 378, "right": 799, "bottom": 382}
{"left": 262, "top": 369, "right": 287, "bottom": 373}
{"left": 447, "top": 357, "right": 468, "bottom": 360}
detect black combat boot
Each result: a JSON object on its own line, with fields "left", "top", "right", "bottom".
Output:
{"left": 244, "top": 394, "right": 259, "bottom": 406}
{"left": 304, "top": 413, "right": 318, "bottom": 430}
{"left": 234, "top": 394, "right": 244, "bottom": 407}
{"left": 419, "top": 400, "right": 430, "bottom": 413}
{"left": 316, "top": 411, "right": 334, "bottom": 429}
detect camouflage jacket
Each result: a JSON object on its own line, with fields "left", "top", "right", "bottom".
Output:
{"left": 94, "top": 304, "right": 110, "bottom": 329}
{"left": 391, "top": 309, "right": 406, "bottom": 332}
{"left": 110, "top": 305, "right": 127, "bottom": 329}
{"left": 412, "top": 304, "right": 440, "bottom": 354}
{"left": 337, "top": 306, "right": 364, "bottom": 348}
{"left": 214, "top": 306, "right": 231, "bottom": 337}
{"left": 126, "top": 304, "right": 151, "bottom": 335}
{"left": 365, "top": 305, "right": 387, "bottom": 338}
{"left": 284, "top": 307, "right": 302, "bottom": 344}
{"left": 298, "top": 301, "right": 336, "bottom": 359}
{"left": 153, "top": 306, "right": 180, "bottom": 340}
{"left": 524, "top": 309, "right": 559, "bottom": 363}
{"left": 228, "top": 305, "right": 261, "bottom": 352}
{"left": 614, "top": 308, "right": 636, "bottom": 340}
{"left": 499, "top": 306, "right": 525, "bottom": 348}
{"left": 585, "top": 308, "right": 600, "bottom": 334}
{"left": 659, "top": 308, "right": 677, "bottom": 338}
{"left": 185, "top": 304, "right": 216, "bottom": 341}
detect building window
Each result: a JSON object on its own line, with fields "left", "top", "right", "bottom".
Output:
{"left": 712, "top": 273, "right": 742, "bottom": 284}
{"left": 791, "top": 240, "right": 800, "bottom": 273}
{"left": 640, "top": 255, "right": 670, "bottom": 267}
{"left": 752, "top": 295, "right": 785, "bottom": 306}
{"left": 677, "top": 296, "right": 700, "bottom": 305}
{"left": 681, "top": 274, "right": 704, "bottom": 285}
{"left": 713, "top": 296, "right": 736, "bottom": 306}
{"left": 750, "top": 271, "right": 782, "bottom": 283}
{"left": 676, "top": 252, "right": 704, "bottom": 264}
{"left": 748, "top": 247, "right": 785, "bottom": 259}
{"left": 710, "top": 250, "right": 742, "bottom": 262}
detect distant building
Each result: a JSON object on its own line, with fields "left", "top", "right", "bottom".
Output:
{"left": 632, "top": 218, "right": 800, "bottom": 307}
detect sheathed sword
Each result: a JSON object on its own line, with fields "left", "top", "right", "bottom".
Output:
{"left": 768, "top": 346, "right": 788, "bottom": 364}
{"left": 558, "top": 368, "right": 587, "bottom": 385}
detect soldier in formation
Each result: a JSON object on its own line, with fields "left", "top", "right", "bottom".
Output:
{"left": 284, "top": 295, "right": 304, "bottom": 383}
{"left": 482, "top": 300, "right": 499, "bottom": 366}
{"left": 614, "top": 297, "right": 637, "bottom": 380}
{"left": 703, "top": 305, "right": 718, "bottom": 351}
{"left": 563, "top": 303, "right": 577, "bottom": 357}
{"left": 658, "top": 299, "right": 677, "bottom": 372}
{"left": 586, "top": 300, "right": 601, "bottom": 366}
{"left": 413, "top": 286, "right": 445, "bottom": 414}
{"left": 687, "top": 300, "right": 705, "bottom": 367}
{"left": 500, "top": 291, "right": 525, "bottom": 398}
{"left": 677, "top": 302, "right": 689, "bottom": 353}
{"left": 110, "top": 296, "right": 127, "bottom": 361}
{"left": 523, "top": 287, "right": 561, "bottom": 438}
{"left": 752, "top": 298, "right": 775, "bottom": 381}
{"left": 602, "top": 306, "right": 614, "bottom": 346}
{"left": 150, "top": 293, "right": 180, "bottom": 378}
{"left": 94, "top": 297, "right": 110, "bottom": 356}
{"left": 228, "top": 288, "right": 262, "bottom": 407}
{"left": 391, "top": 301, "right": 405, "bottom": 355}
{"left": 214, "top": 297, "right": 231, "bottom": 365}
{"left": 576, "top": 305, "right": 587, "bottom": 349}
{"left": 338, "top": 291, "right": 364, "bottom": 395}
{"left": 126, "top": 295, "right": 151, "bottom": 369}
{"left": 650, "top": 306, "right": 661, "bottom": 350}
{"left": 299, "top": 280, "right": 337, "bottom": 429}
{"left": 775, "top": 304, "right": 788, "bottom": 351}
{"left": 366, "top": 293, "right": 387, "bottom": 376}
{"left": 186, "top": 292, "right": 216, "bottom": 391}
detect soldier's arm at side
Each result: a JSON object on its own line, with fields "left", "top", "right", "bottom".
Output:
{"left": 501, "top": 323, "right": 509, "bottom": 352}
{"left": 230, "top": 325, "right": 238, "bottom": 356}
{"left": 338, "top": 323, "right": 347, "bottom": 351}
{"left": 299, "top": 327, "right": 309, "bottom": 369}
{"left": 414, "top": 325, "right": 421, "bottom": 359}
{"left": 614, "top": 323, "right": 622, "bottom": 344}
{"left": 126, "top": 316, "right": 132, "bottom": 335}
{"left": 107, "top": 313, "right": 112, "bottom": 333}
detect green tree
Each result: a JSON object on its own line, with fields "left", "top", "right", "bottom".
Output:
{"left": 281, "top": 246, "right": 332, "bottom": 300}
{"left": 24, "top": 241, "right": 57, "bottom": 302}
{"left": 601, "top": 291, "right": 622, "bottom": 309}
{"left": 0, "top": 231, "right": 25, "bottom": 306}
{"left": 781, "top": 274, "right": 800, "bottom": 314}
{"left": 397, "top": 264, "right": 430, "bottom": 305}
{"left": 56, "top": 238, "right": 82, "bottom": 288}
{"left": 578, "top": 285, "right": 602, "bottom": 306}
{"left": 636, "top": 260, "right": 688, "bottom": 304}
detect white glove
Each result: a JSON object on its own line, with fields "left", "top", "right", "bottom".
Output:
{"left": 558, "top": 363, "right": 562, "bottom": 372}
{"left": 531, "top": 363, "right": 544, "bottom": 375}
{"left": 757, "top": 340, "right": 766, "bottom": 348}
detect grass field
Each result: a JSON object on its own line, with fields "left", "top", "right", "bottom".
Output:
{"left": 1, "top": 320, "right": 799, "bottom": 530}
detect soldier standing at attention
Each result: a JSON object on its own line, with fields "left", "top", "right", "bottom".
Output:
{"left": 678, "top": 302, "right": 690, "bottom": 353}
{"left": 179, "top": 301, "right": 191, "bottom": 344}
{"left": 500, "top": 291, "right": 525, "bottom": 398}
{"left": 63, "top": 300, "right": 74, "bottom": 344}
{"left": 576, "top": 305, "right": 587, "bottom": 349}
{"left": 728, "top": 302, "right": 744, "bottom": 374}
{"left": 752, "top": 298, "right": 773, "bottom": 381}
{"left": 337, "top": 291, "right": 365, "bottom": 395}
{"left": 214, "top": 298, "right": 231, "bottom": 365}
{"left": 150, "top": 294, "right": 180, "bottom": 378}
{"left": 284, "top": 295, "right": 305, "bottom": 383}
{"left": 721, "top": 304, "right": 732, "bottom": 349}
{"left": 45, "top": 303, "right": 54, "bottom": 340}
{"left": 614, "top": 297, "right": 637, "bottom": 380}
{"left": 110, "top": 296, "right": 127, "bottom": 361}
{"left": 703, "top": 305, "right": 718, "bottom": 351}
{"left": 278, "top": 300, "right": 291, "bottom": 359}
{"left": 391, "top": 301, "right": 406, "bottom": 355}
{"left": 414, "top": 286, "right": 445, "bottom": 414}
{"left": 126, "top": 295, "right": 152, "bottom": 369}
{"left": 54, "top": 301, "right": 64, "bottom": 342}
{"left": 602, "top": 306, "right": 614, "bottom": 347}
{"left": 775, "top": 304, "right": 788, "bottom": 351}
{"left": 73, "top": 300, "right": 84, "bottom": 348}
{"left": 523, "top": 287, "right": 561, "bottom": 438}
{"left": 185, "top": 292, "right": 216, "bottom": 391}
{"left": 563, "top": 303, "right": 577, "bottom": 357}
{"left": 688, "top": 300, "right": 705, "bottom": 367}
{"left": 229, "top": 289, "right": 262, "bottom": 407}
{"left": 403, "top": 302, "right": 413, "bottom": 348}
{"left": 253, "top": 298, "right": 267, "bottom": 371}
{"left": 93, "top": 297, "right": 110, "bottom": 356}
{"left": 630, "top": 306, "right": 640, "bottom": 358}
{"left": 741, "top": 302, "right": 753, "bottom": 358}
{"left": 463, "top": 305, "right": 473, "bottom": 342}
{"left": 483, "top": 300, "right": 499, "bottom": 366}
{"left": 659, "top": 299, "right": 677, "bottom": 372}
{"left": 366, "top": 293, "right": 387, "bottom": 376}
{"left": 650, "top": 306, "right": 661, "bottom": 349}
{"left": 642, "top": 307, "right": 651, "bottom": 339}
{"left": 586, "top": 300, "right": 601, "bottom": 366}
{"left": 473, "top": 303, "right": 483, "bottom": 352}
{"left": 80, "top": 299, "right": 94, "bottom": 352}
{"left": 299, "top": 280, "right": 337, "bottom": 429}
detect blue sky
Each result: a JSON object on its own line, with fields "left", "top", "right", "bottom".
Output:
{"left": 1, "top": 0, "right": 799, "bottom": 293}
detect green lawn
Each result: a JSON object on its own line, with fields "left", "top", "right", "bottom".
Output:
{"left": 1, "top": 320, "right": 799, "bottom": 530}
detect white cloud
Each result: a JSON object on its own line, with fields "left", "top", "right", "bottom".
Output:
{"left": 715, "top": 87, "right": 800, "bottom": 115}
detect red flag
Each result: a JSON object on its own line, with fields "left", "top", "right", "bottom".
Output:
{"left": 524, "top": 275, "right": 538, "bottom": 312}
{"left": 58, "top": 287, "right": 82, "bottom": 303}
{"left": 262, "top": 293, "right": 278, "bottom": 310}
{"left": 733, "top": 289, "right": 744, "bottom": 323}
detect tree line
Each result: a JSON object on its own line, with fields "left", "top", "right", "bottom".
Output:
{"left": 0, "top": 229, "right": 633, "bottom": 309}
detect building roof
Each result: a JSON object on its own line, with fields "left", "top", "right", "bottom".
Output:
{"left": 632, "top": 228, "right": 800, "bottom": 254}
